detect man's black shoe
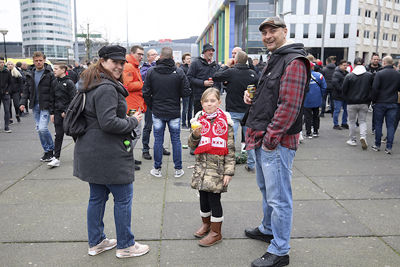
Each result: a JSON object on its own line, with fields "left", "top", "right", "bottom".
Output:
{"left": 251, "top": 252, "right": 289, "bottom": 267}
{"left": 135, "top": 165, "right": 140, "bottom": 171}
{"left": 163, "top": 148, "right": 171, "bottom": 155}
{"left": 341, "top": 123, "right": 349, "bottom": 129}
{"left": 244, "top": 227, "right": 273, "bottom": 242}
{"left": 135, "top": 159, "right": 142, "bottom": 165}
{"left": 142, "top": 152, "right": 152, "bottom": 160}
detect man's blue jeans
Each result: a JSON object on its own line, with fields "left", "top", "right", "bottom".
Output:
{"left": 181, "top": 95, "right": 193, "bottom": 127}
{"left": 87, "top": 183, "right": 135, "bottom": 249}
{"left": 255, "top": 145, "right": 296, "bottom": 256}
{"left": 373, "top": 103, "right": 398, "bottom": 149}
{"left": 152, "top": 115, "right": 182, "bottom": 170}
{"left": 333, "top": 100, "right": 348, "bottom": 126}
{"left": 33, "top": 103, "right": 54, "bottom": 152}
{"left": 142, "top": 108, "right": 153, "bottom": 153}
{"left": 229, "top": 112, "right": 255, "bottom": 169}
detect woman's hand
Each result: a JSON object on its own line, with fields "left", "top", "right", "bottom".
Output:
{"left": 133, "top": 109, "right": 143, "bottom": 123}
{"left": 223, "top": 175, "right": 232, "bottom": 186}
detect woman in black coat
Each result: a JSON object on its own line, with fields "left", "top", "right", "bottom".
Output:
{"left": 7, "top": 62, "right": 23, "bottom": 122}
{"left": 73, "top": 45, "right": 149, "bottom": 258}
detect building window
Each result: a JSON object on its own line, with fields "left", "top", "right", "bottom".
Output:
{"left": 363, "top": 30, "right": 370, "bottom": 38}
{"left": 383, "top": 33, "right": 388, "bottom": 40}
{"left": 331, "top": 0, "right": 337, "bottom": 14}
{"left": 375, "top": 12, "right": 378, "bottom": 19}
{"left": 357, "top": 29, "right": 359, "bottom": 37}
{"left": 358, "top": 8, "right": 361, "bottom": 16}
{"left": 318, "top": 0, "right": 323, "bottom": 15}
{"left": 345, "top": 0, "right": 351, "bottom": 15}
{"left": 303, "top": 24, "right": 309, "bottom": 38}
{"left": 291, "top": 0, "right": 297, "bottom": 14}
{"left": 373, "top": 32, "right": 377, "bottom": 39}
{"left": 384, "top": 13, "right": 390, "bottom": 21}
{"left": 317, "top": 24, "right": 322, "bottom": 38}
{"left": 343, "top": 24, "right": 349, "bottom": 38}
{"left": 365, "top": 10, "right": 371, "bottom": 17}
{"left": 395, "top": 0, "right": 400, "bottom": 3}
{"left": 290, "top": 24, "right": 296, "bottom": 38}
{"left": 392, "top": 34, "right": 397, "bottom": 41}
{"left": 330, "top": 24, "right": 336, "bottom": 38}
{"left": 394, "top": 15, "right": 399, "bottom": 23}
{"left": 304, "top": 0, "right": 310, "bottom": 15}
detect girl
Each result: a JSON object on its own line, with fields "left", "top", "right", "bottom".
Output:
{"left": 188, "top": 87, "right": 235, "bottom": 247}
{"left": 7, "top": 61, "right": 23, "bottom": 123}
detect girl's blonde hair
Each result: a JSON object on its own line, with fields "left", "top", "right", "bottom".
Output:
{"left": 201, "top": 87, "right": 220, "bottom": 102}
{"left": 7, "top": 62, "right": 22, "bottom": 78}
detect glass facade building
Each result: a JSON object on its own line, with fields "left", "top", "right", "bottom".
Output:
{"left": 20, "top": 0, "right": 73, "bottom": 60}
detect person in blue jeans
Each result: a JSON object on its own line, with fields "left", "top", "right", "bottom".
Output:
{"left": 331, "top": 60, "right": 349, "bottom": 130}
{"left": 142, "top": 47, "right": 191, "bottom": 178}
{"left": 19, "top": 52, "right": 55, "bottom": 161}
{"left": 180, "top": 53, "right": 193, "bottom": 129}
{"left": 371, "top": 56, "right": 400, "bottom": 154}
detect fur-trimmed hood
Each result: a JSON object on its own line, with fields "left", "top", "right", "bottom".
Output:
{"left": 191, "top": 110, "right": 234, "bottom": 126}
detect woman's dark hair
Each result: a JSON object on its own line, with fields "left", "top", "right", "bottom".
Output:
{"left": 80, "top": 58, "right": 123, "bottom": 90}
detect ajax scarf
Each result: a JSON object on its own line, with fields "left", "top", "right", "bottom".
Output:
{"left": 195, "top": 108, "right": 229, "bottom": 155}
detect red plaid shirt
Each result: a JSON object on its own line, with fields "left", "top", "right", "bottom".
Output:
{"left": 246, "top": 59, "right": 308, "bottom": 151}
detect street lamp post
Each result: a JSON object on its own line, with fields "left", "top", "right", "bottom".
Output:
{"left": 0, "top": 29, "right": 8, "bottom": 62}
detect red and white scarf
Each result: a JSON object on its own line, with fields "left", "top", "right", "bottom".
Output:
{"left": 194, "top": 108, "right": 229, "bottom": 155}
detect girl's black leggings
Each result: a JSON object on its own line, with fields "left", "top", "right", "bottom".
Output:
{"left": 199, "top": 190, "right": 222, "bottom": 218}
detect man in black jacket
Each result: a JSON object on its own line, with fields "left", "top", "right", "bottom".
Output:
{"left": 371, "top": 56, "right": 400, "bottom": 154}
{"left": 213, "top": 50, "right": 258, "bottom": 172}
{"left": 342, "top": 57, "right": 373, "bottom": 149}
{"left": 180, "top": 52, "right": 192, "bottom": 129}
{"left": 20, "top": 51, "right": 55, "bottom": 161}
{"left": 187, "top": 43, "right": 220, "bottom": 115}
{"left": 0, "top": 57, "right": 12, "bottom": 133}
{"left": 331, "top": 60, "right": 349, "bottom": 130}
{"left": 320, "top": 56, "right": 336, "bottom": 117}
{"left": 143, "top": 47, "right": 191, "bottom": 178}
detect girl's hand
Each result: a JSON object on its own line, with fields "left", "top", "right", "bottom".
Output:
{"left": 223, "top": 175, "right": 232, "bottom": 186}
{"left": 193, "top": 126, "right": 202, "bottom": 138}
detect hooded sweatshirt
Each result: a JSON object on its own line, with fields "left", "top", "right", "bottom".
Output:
{"left": 342, "top": 65, "right": 373, "bottom": 104}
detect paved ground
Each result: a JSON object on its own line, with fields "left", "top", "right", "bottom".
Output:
{"left": 0, "top": 106, "right": 399, "bottom": 267}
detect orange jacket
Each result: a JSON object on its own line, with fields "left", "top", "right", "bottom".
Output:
{"left": 123, "top": 54, "right": 146, "bottom": 112}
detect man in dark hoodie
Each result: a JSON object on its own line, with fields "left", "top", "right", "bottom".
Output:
{"left": 187, "top": 43, "right": 220, "bottom": 115}
{"left": 20, "top": 52, "right": 55, "bottom": 161}
{"left": 180, "top": 52, "right": 192, "bottom": 129}
{"left": 331, "top": 59, "right": 349, "bottom": 130}
{"left": 0, "top": 57, "right": 12, "bottom": 133}
{"left": 243, "top": 17, "right": 310, "bottom": 267}
{"left": 320, "top": 56, "right": 336, "bottom": 117}
{"left": 143, "top": 47, "right": 191, "bottom": 178}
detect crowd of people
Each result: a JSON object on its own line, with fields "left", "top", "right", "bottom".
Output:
{"left": 2, "top": 14, "right": 400, "bottom": 267}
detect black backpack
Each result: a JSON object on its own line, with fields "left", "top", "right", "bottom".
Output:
{"left": 63, "top": 90, "right": 87, "bottom": 139}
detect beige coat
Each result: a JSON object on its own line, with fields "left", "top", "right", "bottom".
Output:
{"left": 188, "top": 111, "right": 236, "bottom": 193}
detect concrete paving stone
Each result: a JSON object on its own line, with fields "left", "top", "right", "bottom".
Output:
{"left": 311, "top": 175, "right": 400, "bottom": 200}
{"left": 339, "top": 199, "right": 400, "bottom": 236}
{"left": 291, "top": 176, "right": 331, "bottom": 200}
{"left": 0, "top": 241, "right": 159, "bottom": 267}
{"left": 24, "top": 161, "right": 75, "bottom": 180}
{"left": 290, "top": 237, "right": 400, "bottom": 267}
{"left": 160, "top": 239, "right": 266, "bottom": 267}
{"left": 162, "top": 201, "right": 262, "bottom": 240}
{"left": 382, "top": 236, "right": 400, "bottom": 253}
{"left": 292, "top": 200, "right": 373, "bottom": 238}
{"left": 294, "top": 158, "right": 400, "bottom": 177}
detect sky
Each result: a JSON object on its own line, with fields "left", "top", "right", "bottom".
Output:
{"left": 0, "top": 0, "right": 209, "bottom": 43}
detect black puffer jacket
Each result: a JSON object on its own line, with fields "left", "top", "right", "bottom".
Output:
{"left": 322, "top": 63, "right": 336, "bottom": 91}
{"left": 20, "top": 64, "right": 55, "bottom": 109}
{"left": 187, "top": 57, "right": 220, "bottom": 100}
{"left": 332, "top": 68, "right": 348, "bottom": 101}
{"left": 49, "top": 75, "right": 76, "bottom": 114}
{"left": 9, "top": 75, "right": 23, "bottom": 94}
{"left": 342, "top": 66, "right": 373, "bottom": 104}
{"left": 143, "top": 58, "right": 191, "bottom": 119}
{"left": 213, "top": 63, "right": 258, "bottom": 113}
{"left": 371, "top": 65, "right": 400, "bottom": 104}
{"left": 0, "top": 67, "right": 12, "bottom": 95}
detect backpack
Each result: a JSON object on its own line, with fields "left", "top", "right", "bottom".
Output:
{"left": 63, "top": 91, "right": 87, "bottom": 139}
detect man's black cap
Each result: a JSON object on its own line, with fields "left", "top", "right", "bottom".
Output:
{"left": 259, "top": 16, "right": 287, "bottom": 31}
{"left": 202, "top": 43, "right": 215, "bottom": 54}
{"left": 98, "top": 45, "right": 126, "bottom": 61}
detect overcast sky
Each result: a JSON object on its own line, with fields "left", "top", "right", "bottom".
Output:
{"left": 1, "top": 0, "right": 209, "bottom": 43}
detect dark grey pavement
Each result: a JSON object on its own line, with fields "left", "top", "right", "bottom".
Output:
{"left": 0, "top": 107, "right": 399, "bottom": 267}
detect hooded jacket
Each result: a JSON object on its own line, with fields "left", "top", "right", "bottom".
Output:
{"left": 187, "top": 56, "right": 220, "bottom": 100}
{"left": 140, "top": 61, "right": 156, "bottom": 81}
{"left": 342, "top": 65, "right": 373, "bottom": 105}
{"left": 213, "top": 63, "right": 258, "bottom": 113}
{"left": 142, "top": 58, "right": 191, "bottom": 119}
{"left": 123, "top": 54, "right": 146, "bottom": 112}
{"left": 73, "top": 74, "right": 139, "bottom": 184}
{"left": 371, "top": 65, "right": 400, "bottom": 104}
{"left": 49, "top": 75, "right": 76, "bottom": 114}
{"left": 304, "top": 70, "right": 327, "bottom": 108}
{"left": 322, "top": 63, "right": 336, "bottom": 90}
{"left": 20, "top": 64, "right": 55, "bottom": 109}
{"left": 0, "top": 66, "right": 12, "bottom": 95}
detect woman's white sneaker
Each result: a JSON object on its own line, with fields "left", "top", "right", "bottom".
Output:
{"left": 47, "top": 158, "right": 60, "bottom": 168}
{"left": 88, "top": 238, "right": 117, "bottom": 256}
{"left": 116, "top": 242, "right": 150, "bottom": 258}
